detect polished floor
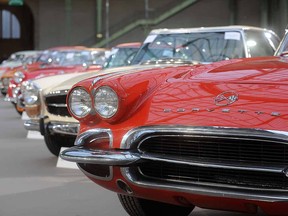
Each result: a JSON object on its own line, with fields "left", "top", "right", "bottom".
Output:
{"left": 0, "top": 95, "right": 265, "bottom": 216}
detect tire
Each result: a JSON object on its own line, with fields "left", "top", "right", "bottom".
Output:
{"left": 118, "top": 194, "right": 194, "bottom": 216}
{"left": 44, "top": 133, "right": 76, "bottom": 156}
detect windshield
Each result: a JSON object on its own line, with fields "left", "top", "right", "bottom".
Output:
{"left": 104, "top": 47, "right": 139, "bottom": 68}
{"left": 36, "top": 50, "right": 61, "bottom": 65}
{"left": 6, "top": 53, "right": 24, "bottom": 62}
{"left": 245, "top": 30, "right": 279, "bottom": 57}
{"left": 58, "top": 50, "right": 106, "bottom": 66}
{"left": 274, "top": 32, "right": 288, "bottom": 56}
{"left": 132, "top": 31, "right": 245, "bottom": 64}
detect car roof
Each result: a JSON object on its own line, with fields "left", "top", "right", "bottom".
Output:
{"left": 150, "top": 25, "right": 275, "bottom": 35}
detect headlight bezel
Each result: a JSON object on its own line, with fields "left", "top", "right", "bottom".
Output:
{"left": 68, "top": 87, "right": 92, "bottom": 119}
{"left": 14, "top": 71, "right": 25, "bottom": 84}
{"left": 93, "top": 86, "right": 119, "bottom": 119}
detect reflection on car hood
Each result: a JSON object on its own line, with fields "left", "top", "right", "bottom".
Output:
{"left": 187, "top": 56, "right": 288, "bottom": 84}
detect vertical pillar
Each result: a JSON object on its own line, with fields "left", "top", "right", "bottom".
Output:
{"left": 229, "top": 0, "right": 237, "bottom": 25}
{"left": 145, "top": 0, "right": 149, "bottom": 19}
{"left": 105, "top": 0, "right": 109, "bottom": 48}
{"left": 96, "top": 0, "right": 102, "bottom": 38}
{"left": 65, "top": 0, "right": 72, "bottom": 45}
{"left": 261, "top": 0, "right": 269, "bottom": 28}
{"left": 281, "top": 0, "right": 288, "bottom": 31}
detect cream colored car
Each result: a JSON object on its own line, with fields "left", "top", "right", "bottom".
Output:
{"left": 23, "top": 72, "right": 97, "bottom": 155}
{"left": 22, "top": 66, "right": 135, "bottom": 156}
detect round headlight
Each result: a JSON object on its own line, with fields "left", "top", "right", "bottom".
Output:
{"left": 14, "top": 71, "right": 25, "bottom": 84}
{"left": 69, "top": 87, "right": 92, "bottom": 118}
{"left": 22, "top": 81, "right": 40, "bottom": 105}
{"left": 94, "top": 86, "right": 118, "bottom": 118}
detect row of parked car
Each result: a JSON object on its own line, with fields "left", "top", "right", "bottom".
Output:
{"left": 1, "top": 25, "right": 287, "bottom": 215}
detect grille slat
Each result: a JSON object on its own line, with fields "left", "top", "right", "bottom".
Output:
{"left": 139, "top": 162, "right": 288, "bottom": 189}
{"left": 45, "top": 94, "right": 71, "bottom": 117}
{"left": 137, "top": 134, "right": 288, "bottom": 189}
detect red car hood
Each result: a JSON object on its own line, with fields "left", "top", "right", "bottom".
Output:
{"left": 146, "top": 56, "right": 288, "bottom": 131}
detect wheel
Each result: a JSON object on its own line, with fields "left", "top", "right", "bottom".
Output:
{"left": 117, "top": 194, "right": 194, "bottom": 216}
{"left": 44, "top": 133, "right": 76, "bottom": 156}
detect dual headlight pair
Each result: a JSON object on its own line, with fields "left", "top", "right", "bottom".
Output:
{"left": 69, "top": 86, "right": 118, "bottom": 119}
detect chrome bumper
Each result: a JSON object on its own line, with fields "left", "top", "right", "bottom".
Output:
{"left": 24, "top": 119, "right": 40, "bottom": 131}
{"left": 61, "top": 147, "right": 140, "bottom": 165}
{"left": 25, "top": 117, "right": 79, "bottom": 136}
{"left": 60, "top": 128, "right": 140, "bottom": 165}
{"left": 47, "top": 121, "right": 79, "bottom": 136}
{"left": 4, "top": 95, "right": 15, "bottom": 103}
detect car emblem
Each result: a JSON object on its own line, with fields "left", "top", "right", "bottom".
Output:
{"left": 215, "top": 91, "right": 238, "bottom": 106}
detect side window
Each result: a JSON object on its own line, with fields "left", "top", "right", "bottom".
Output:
{"left": 1, "top": 10, "right": 21, "bottom": 39}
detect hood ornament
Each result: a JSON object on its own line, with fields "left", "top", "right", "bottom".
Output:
{"left": 215, "top": 91, "right": 238, "bottom": 106}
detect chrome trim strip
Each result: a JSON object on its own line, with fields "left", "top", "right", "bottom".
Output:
{"left": 60, "top": 147, "right": 141, "bottom": 165}
{"left": 47, "top": 121, "right": 79, "bottom": 136}
{"left": 45, "top": 89, "right": 69, "bottom": 97}
{"left": 74, "top": 128, "right": 113, "bottom": 148}
{"left": 24, "top": 119, "right": 40, "bottom": 131}
{"left": 121, "top": 167, "right": 288, "bottom": 202}
{"left": 47, "top": 103, "right": 67, "bottom": 108}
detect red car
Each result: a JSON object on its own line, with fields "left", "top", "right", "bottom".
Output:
{"left": 61, "top": 26, "right": 285, "bottom": 215}
{"left": 6, "top": 47, "right": 107, "bottom": 114}
{"left": 0, "top": 50, "right": 41, "bottom": 95}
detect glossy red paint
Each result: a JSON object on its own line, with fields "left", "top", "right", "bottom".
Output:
{"left": 76, "top": 56, "right": 288, "bottom": 133}
{"left": 67, "top": 56, "right": 288, "bottom": 215}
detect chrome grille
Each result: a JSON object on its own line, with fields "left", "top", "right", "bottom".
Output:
{"left": 45, "top": 90, "right": 70, "bottom": 117}
{"left": 139, "top": 162, "right": 288, "bottom": 189}
{"left": 130, "top": 127, "right": 288, "bottom": 190}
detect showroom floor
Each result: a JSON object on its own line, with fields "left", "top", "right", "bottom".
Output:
{"left": 0, "top": 96, "right": 265, "bottom": 216}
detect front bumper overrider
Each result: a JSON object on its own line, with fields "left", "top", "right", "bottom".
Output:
{"left": 60, "top": 129, "right": 140, "bottom": 165}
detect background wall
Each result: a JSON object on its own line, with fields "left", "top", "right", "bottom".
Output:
{"left": 5, "top": 0, "right": 288, "bottom": 51}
